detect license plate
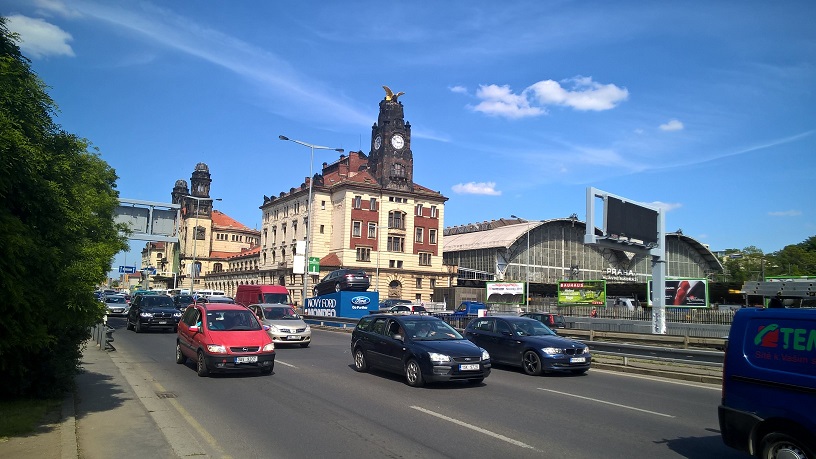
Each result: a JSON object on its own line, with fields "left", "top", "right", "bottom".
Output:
{"left": 287, "top": 335, "right": 299, "bottom": 340}
{"left": 459, "top": 364, "right": 479, "bottom": 371}
{"left": 158, "top": 321, "right": 167, "bottom": 324}
{"left": 235, "top": 356, "right": 258, "bottom": 364}
{"left": 570, "top": 357, "right": 586, "bottom": 363}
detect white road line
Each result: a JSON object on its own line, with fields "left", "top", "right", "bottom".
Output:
{"left": 591, "top": 368, "right": 721, "bottom": 391}
{"left": 537, "top": 388, "right": 675, "bottom": 418}
{"left": 410, "top": 406, "right": 540, "bottom": 452}
{"left": 276, "top": 360, "right": 297, "bottom": 368}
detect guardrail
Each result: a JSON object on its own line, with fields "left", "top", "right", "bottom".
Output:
{"left": 90, "top": 318, "right": 116, "bottom": 351}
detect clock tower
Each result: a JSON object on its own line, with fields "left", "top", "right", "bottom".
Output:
{"left": 369, "top": 86, "right": 413, "bottom": 191}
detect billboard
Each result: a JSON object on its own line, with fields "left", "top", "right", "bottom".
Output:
{"left": 486, "top": 282, "right": 526, "bottom": 305}
{"left": 558, "top": 280, "right": 606, "bottom": 305}
{"left": 648, "top": 279, "right": 708, "bottom": 308}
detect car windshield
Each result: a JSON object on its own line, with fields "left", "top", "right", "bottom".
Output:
{"left": 403, "top": 319, "right": 463, "bottom": 341}
{"left": 262, "top": 307, "right": 298, "bottom": 320}
{"left": 142, "top": 296, "right": 175, "bottom": 308}
{"left": 106, "top": 297, "right": 126, "bottom": 304}
{"left": 205, "top": 310, "right": 262, "bottom": 331}
{"left": 262, "top": 293, "right": 292, "bottom": 304}
{"left": 510, "top": 320, "right": 556, "bottom": 337}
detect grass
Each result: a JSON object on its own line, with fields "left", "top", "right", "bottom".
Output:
{"left": 0, "top": 398, "right": 62, "bottom": 440}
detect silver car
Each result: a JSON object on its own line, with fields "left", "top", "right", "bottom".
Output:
{"left": 249, "top": 304, "right": 311, "bottom": 348}
{"left": 104, "top": 294, "right": 130, "bottom": 316}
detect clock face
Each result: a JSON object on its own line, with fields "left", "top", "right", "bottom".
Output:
{"left": 374, "top": 135, "right": 382, "bottom": 150}
{"left": 391, "top": 134, "right": 405, "bottom": 150}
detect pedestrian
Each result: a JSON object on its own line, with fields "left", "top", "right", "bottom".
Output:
{"left": 590, "top": 307, "right": 598, "bottom": 318}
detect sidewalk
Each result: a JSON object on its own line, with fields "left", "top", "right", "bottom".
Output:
{"left": 0, "top": 341, "right": 177, "bottom": 459}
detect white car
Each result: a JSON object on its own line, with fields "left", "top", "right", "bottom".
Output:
{"left": 249, "top": 304, "right": 311, "bottom": 348}
{"left": 104, "top": 294, "right": 130, "bottom": 316}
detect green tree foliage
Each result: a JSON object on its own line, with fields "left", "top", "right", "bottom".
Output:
{"left": 0, "top": 18, "right": 128, "bottom": 398}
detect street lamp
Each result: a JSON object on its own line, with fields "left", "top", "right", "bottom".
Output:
{"left": 511, "top": 215, "right": 531, "bottom": 312}
{"left": 184, "top": 195, "right": 221, "bottom": 293}
{"left": 279, "top": 135, "right": 343, "bottom": 304}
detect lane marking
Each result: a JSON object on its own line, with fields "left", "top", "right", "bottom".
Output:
{"left": 410, "top": 406, "right": 540, "bottom": 451}
{"left": 537, "top": 388, "right": 675, "bottom": 418}
{"left": 276, "top": 360, "right": 297, "bottom": 368}
{"left": 591, "top": 368, "right": 721, "bottom": 391}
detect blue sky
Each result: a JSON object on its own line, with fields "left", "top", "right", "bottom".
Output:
{"left": 5, "top": 0, "right": 815, "bottom": 273}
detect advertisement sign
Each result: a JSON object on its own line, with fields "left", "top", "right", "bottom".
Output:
{"left": 558, "top": 280, "right": 606, "bottom": 305}
{"left": 648, "top": 279, "right": 708, "bottom": 308}
{"left": 486, "top": 281, "right": 526, "bottom": 305}
{"left": 304, "top": 291, "right": 379, "bottom": 318}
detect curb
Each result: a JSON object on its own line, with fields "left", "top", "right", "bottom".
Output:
{"left": 592, "top": 362, "right": 722, "bottom": 385}
{"left": 60, "top": 390, "right": 78, "bottom": 459}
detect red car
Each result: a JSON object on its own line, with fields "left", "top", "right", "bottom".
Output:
{"left": 176, "top": 303, "right": 275, "bottom": 377}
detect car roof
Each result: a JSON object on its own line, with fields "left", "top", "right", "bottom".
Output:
{"left": 367, "top": 313, "right": 439, "bottom": 321}
{"left": 193, "top": 303, "right": 248, "bottom": 311}
{"left": 250, "top": 303, "right": 295, "bottom": 308}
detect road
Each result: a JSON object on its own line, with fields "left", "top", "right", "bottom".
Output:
{"left": 105, "top": 317, "right": 744, "bottom": 458}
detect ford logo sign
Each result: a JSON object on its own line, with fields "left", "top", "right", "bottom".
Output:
{"left": 351, "top": 296, "right": 371, "bottom": 306}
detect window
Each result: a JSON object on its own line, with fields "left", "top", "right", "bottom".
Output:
{"left": 391, "top": 163, "right": 405, "bottom": 178}
{"left": 356, "top": 247, "right": 371, "bottom": 262}
{"left": 321, "top": 200, "right": 326, "bottom": 210}
{"left": 388, "top": 211, "right": 405, "bottom": 229}
{"left": 431, "top": 205, "right": 438, "bottom": 218}
{"left": 416, "top": 278, "right": 422, "bottom": 289}
{"left": 419, "top": 252, "right": 432, "bottom": 266}
{"left": 320, "top": 224, "right": 325, "bottom": 234}
{"left": 415, "top": 204, "right": 423, "bottom": 216}
{"left": 295, "top": 202, "right": 300, "bottom": 213}
{"left": 389, "top": 260, "right": 404, "bottom": 268}
{"left": 415, "top": 227, "right": 424, "bottom": 243}
{"left": 194, "top": 226, "right": 205, "bottom": 240}
{"left": 429, "top": 229, "right": 437, "bottom": 245}
{"left": 353, "top": 195, "right": 362, "bottom": 209}
{"left": 388, "top": 236, "right": 404, "bottom": 252}
{"left": 370, "top": 198, "right": 377, "bottom": 211}
{"left": 368, "top": 222, "right": 377, "bottom": 238}
{"left": 352, "top": 221, "right": 362, "bottom": 238}
{"left": 430, "top": 279, "right": 436, "bottom": 289}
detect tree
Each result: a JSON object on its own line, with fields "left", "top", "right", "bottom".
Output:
{"left": 0, "top": 18, "right": 128, "bottom": 398}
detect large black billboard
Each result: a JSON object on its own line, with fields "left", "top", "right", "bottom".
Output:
{"left": 606, "top": 196, "right": 659, "bottom": 245}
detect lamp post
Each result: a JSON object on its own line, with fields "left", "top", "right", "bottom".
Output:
{"left": 511, "top": 215, "right": 531, "bottom": 312}
{"left": 279, "top": 135, "right": 343, "bottom": 305}
{"left": 184, "top": 195, "right": 220, "bottom": 293}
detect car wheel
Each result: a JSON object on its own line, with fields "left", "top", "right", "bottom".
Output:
{"left": 405, "top": 359, "right": 425, "bottom": 387}
{"left": 126, "top": 319, "right": 134, "bottom": 331}
{"left": 135, "top": 320, "right": 143, "bottom": 333}
{"left": 522, "top": 350, "right": 543, "bottom": 376}
{"left": 196, "top": 351, "right": 209, "bottom": 377}
{"left": 468, "top": 377, "right": 484, "bottom": 385}
{"left": 313, "top": 287, "right": 319, "bottom": 296}
{"left": 300, "top": 342, "right": 310, "bottom": 348}
{"left": 334, "top": 283, "right": 341, "bottom": 293}
{"left": 353, "top": 348, "right": 368, "bottom": 372}
{"left": 260, "top": 365, "right": 273, "bottom": 375}
{"left": 760, "top": 432, "right": 812, "bottom": 459}
{"left": 175, "top": 343, "right": 186, "bottom": 364}
{"left": 571, "top": 369, "right": 588, "bottom": 375}
{"left": 173, "top": 326, "right": 178, "bottom": 333}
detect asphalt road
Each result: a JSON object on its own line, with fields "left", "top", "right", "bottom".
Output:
{"left": 106, "top": 317, "right": 745, "bottom": 459}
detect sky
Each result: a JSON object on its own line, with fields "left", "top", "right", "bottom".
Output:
{"left": 4, "top": 0, "right": 816, "bottom": 275}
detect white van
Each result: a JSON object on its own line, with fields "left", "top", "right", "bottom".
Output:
{"left": 194, "top": 289, "right": 226, "bottom": 298}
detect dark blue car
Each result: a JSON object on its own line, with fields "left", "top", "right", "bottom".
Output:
{"left": 464, "top": 316, "right": 591, "bottom": 375}
{"left": 351, "top": 314, "right": 491, "bottom": 387}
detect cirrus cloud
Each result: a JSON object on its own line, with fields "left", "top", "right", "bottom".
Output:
{"left": 5, "top": 14, "right": 75, "bottom": 58}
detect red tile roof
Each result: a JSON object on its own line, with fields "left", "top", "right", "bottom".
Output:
{"left": 212, "top": 209, "right": 255, "bottom": 231}
{"left": 319, "top": 252, "right": 342, "bottom": 268}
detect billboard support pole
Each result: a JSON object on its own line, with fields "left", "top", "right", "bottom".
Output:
{"left": 650, "top": 207, "right": 667, "bottom": 334}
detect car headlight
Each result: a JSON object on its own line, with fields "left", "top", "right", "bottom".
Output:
{"left": 581, "top": 346, "right": 590, "bottom": 354}
{"left": 541, "top": 347, "right": 562, "bottom": 355}
{"left": 267, "top": 324, "right": 279, "bottom": 332}
{"left": 262, "top": 343, "right": 275, "bottom": 352}
{"left": 173, "top": 312, "right": 182, "bottom": 317}
{"left": 481, "top": 349, "right": 490, "bottom": 361}
{"left": 304, "top": 324, "right": 311, "bottom": 332}
{"left": 206, "top": 344, "right": 227, "bottom": 353}
{"left": 428, "top": 352, "right": 451, "bottom": 364}
{"left": 140, "top": 312, "right": 153, "bottom": 318}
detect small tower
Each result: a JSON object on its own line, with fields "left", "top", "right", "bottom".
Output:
{"left": 369, "top": 86, "right": 414, "bottom": 191}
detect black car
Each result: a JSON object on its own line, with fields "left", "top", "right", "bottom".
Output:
{"left": 464, "top": 316, "right": 591, "bottom": 376}
{"left": 126, "top": 294, "right": 182, "bottom": 333}
{"left": 378, "top": 299, "right": 412, "bottom": 309}
{"left": 313, "top": 269, "right": 370, "bottom": 296}
{"left": 521, "top": 312, "right": 566, "bottom": 329}
{"left": 351, "top": 314, "right": 490, "bottom": 387}
{"left": 173, "top": 294, "right": 196, "bottom": 310}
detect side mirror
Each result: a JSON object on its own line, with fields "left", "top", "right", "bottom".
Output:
{"left": 189, "top": 325, "right": 199, "bottom": 332}
{"left": 393, "top": 333, "right": 404, "bottom": 342}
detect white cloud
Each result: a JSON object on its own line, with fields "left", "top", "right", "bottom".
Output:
{"left": 5, "top": 15, "right": 75, "bottom": 58}
{"left": 449, "top": 85, "right": 467, "bottom": 94}
{"left": 466, "top": 76, "right": 627, "bottom": 119}
{"left": 528, "top": 76, "right": 629, "bottom": 111}
{"left": 659, "top": 119, "right": 684, "bottom": 131}
{"left": 768, "top": 210, "right": 802, "bottom": 217}
{"left": 452, "top": 182, "right": 502, "bottom": 196}
{"left": 649, "top": 201, "right": 683, "bottom": 212}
